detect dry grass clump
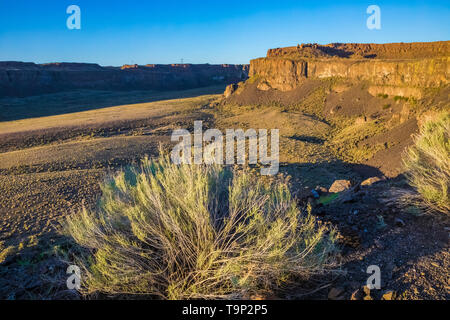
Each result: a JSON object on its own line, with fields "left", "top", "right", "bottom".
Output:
{"left": 330, "top": 118, "right": 386, "bottom": 162}
{"left": 403, "top": 111, "right": 449, "bottom": 214}
{"left": 65, "top": 152, "right": 338, "bottom": 299}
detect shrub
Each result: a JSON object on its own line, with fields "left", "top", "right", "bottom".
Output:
{"left": 403, "top": 112, "right": 449, "bottom": 214}
{"left": 65, "top": 153, "right": 338, "bottom": 299}
{"left": 393, "top": 95, "right": 409, "bottom": 102}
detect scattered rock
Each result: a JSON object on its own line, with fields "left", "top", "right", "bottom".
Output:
{"left": 329, "top": 179, "right": 352, "bottom": 193}
{"left": 315, "top": 186, "right": 328, "bottom": 195}
{"left": 224, "top": 83, "right": 238, "bottom": 98}
{"left": 381, "top": 290, "right": 396, "bottom": 300}
{"left": 361, "top": 176, "right": 383, "bottom": 187}
{"left": 355, "top": 117, "right": 368, "bottom": 125}
{"left": 328, "top": 287, "right": 345, "bottom": 300}
{"left": 256, "top": 81, "right": 271, "bottom": 91}
{"left": 330, "top": 105, "right": 342, "bottom": 115}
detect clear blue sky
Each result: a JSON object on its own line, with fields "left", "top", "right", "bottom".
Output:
{"left": 0, "top": 0, "right": 448, "bottom": 66}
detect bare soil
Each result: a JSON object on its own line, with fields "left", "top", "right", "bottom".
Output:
{"left": 0, "top": 83, "right": 448, "bottom": 300}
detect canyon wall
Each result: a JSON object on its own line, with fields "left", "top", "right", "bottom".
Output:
{"left": 266, "top": 41, "right": 450, "bottom": 59}
{"left": 247, "top": 41, "right": 450, "bottom": 97}
{"left": 0, "top": 62, "right": 249, "bottom": 97}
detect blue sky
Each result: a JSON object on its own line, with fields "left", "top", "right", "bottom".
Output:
{"left": 0, "top": 0, "right": 448, "bottom": 65}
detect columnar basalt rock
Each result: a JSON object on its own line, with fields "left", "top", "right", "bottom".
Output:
{"left": 267, "top": 41, "right": 450, "bottom": 59}
{"left": 246, "top": 41, "right": 450, "bottom": 96}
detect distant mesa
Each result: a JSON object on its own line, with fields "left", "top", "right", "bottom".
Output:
{"left": 0, "top": 62, "right": 249, "bottom": 97}
{"left": 120, "top": 64, "right": 139, "bottom": 69}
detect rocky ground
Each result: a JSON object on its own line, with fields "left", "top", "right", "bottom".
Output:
{"left": 0, "top": 83, "right": 448, "bottom": 299}
{"left": 0, "top": 89, "right": 219, "bottom": 299}
{"left": 305, "top": 176, "right": 449, "bottom": 300}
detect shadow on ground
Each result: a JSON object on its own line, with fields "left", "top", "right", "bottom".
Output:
{"left": 281, "top": 161, "right": 450, "bottom": 300}
{"left": 0, "top": 85, "right": 225, "bottom": 121}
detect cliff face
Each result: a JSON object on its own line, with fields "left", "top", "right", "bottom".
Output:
{"left": 250, "top": 57, "right": 449, "bottom": 92}
{"left": 247, "top": 41, "right": 449, "bottom": 97}
{"left": 0, "top": 62, "right": 249, "bottom": 97}
{"left": 266, "top": 41, "right": 450, "bottom": 59}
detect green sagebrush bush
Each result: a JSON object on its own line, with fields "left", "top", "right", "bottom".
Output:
{"left": 66, "top": 153, "right": 338, "bottom": 299}
{"left": 404, "top": 111, "right": 449, "bottom": 214}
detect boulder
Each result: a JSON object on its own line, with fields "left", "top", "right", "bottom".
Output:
{"left": 257, "top": 81, "right": 271, "bottom": 91}
{"left": 224, "top": 83, "right": 238, "bottom": 98}
{"left": 329, "top": 179, "right": 352, "bottom": 193}
{"left": 361, "top": 176, "right": 383, "bottom": 187}
{"left": 381, "top": 290, "right": 396, "bottom": 300}
{"left": 328, "top": 287, "right": 345, "bottom": 300}
{"left": 315, "top": 186, "right": 328, "bottom": 195}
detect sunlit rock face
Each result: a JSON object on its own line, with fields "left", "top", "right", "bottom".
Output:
{"left": 247, "top": 41, "right": 449, "bottom": 96}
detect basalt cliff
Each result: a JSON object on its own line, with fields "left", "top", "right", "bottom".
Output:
{"left": 226, "top": 41, "right": 449, "bottom": 99}
{"left": 0, "top": 62, "right": 249, "bottom": 97}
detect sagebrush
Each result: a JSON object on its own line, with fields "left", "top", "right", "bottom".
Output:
{"left": 66, "top": 153, "right": 338, "bottom": 299}
{"left": 403, "top": 111, "right": 449, "bottom": 214}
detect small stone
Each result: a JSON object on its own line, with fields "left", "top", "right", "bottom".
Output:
{"left": 257, "top": 81, "right": 271, "bottom": 91}
{"left": 329, "top": 179, "right": 352, "bottom": 193}
{"left": 395, "top": 218, "right": 406, "bottom": 227}
{"left": 315, "top": 186, "right": 328, "bottom": 194}
{"left": 224, "top": 83, "right": 238, "bottom": 98}
{"left": 382, "top": 290, "right": 395, "bottom": 300}
{"left": 328, "top": 287, "right": 345, "bottom": 300}
{"left": 361, "top": 176, "right": 382, "bottom": 187}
